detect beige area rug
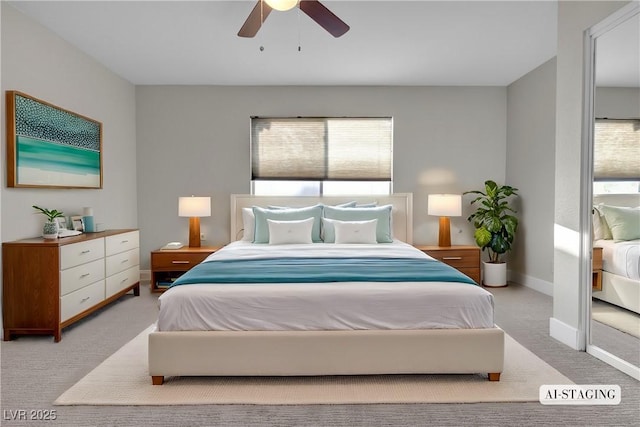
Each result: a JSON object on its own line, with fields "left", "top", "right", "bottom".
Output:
{"left": 592, "top": 300, "right": 640, "bottom": 339}
{"left": 55, "top": 325, "right": 573, "bottom": 406}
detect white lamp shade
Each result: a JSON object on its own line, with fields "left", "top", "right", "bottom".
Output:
{"left": 427, "top": 194, "right": 462, "bottom": 217}
{"left": 265, "top": 0, "right": 298, "bottom": 11}
{"left": 178, "top": 196, "right": 211, "bottom": 217}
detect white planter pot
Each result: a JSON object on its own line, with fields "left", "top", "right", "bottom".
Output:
{"left": 482, "top": 261, "right": 507, "bottom": 287}
{"left": 42, "top": 221, "right": 59, "bottom": 240}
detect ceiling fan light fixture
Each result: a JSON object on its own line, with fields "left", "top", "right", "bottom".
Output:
{"left": 265, "top": 0, "right": 299, "bottom": 12}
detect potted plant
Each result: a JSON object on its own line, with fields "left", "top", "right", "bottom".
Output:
{"left": 464, "top": 180, "right": 519, "bottom": 287}
{"left": 33, "top": 205, "right": 65, "bottom": 239}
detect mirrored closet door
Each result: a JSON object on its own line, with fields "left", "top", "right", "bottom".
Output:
{"left": 586, "top": 5, "right": 640, "bottom": 378}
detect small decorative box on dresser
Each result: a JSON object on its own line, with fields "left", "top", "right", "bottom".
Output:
{"left": 150, "top": 246, "right": 221, "bottom": 292}
{"left": 414, "top": 245, "right": 481, "bottom": 284}
{"left": 2, "top": 230, "right": 140, "bottom": 342}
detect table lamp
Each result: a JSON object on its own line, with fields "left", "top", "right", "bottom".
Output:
{"left": 178, "top": 196, "right": 211, "bottom": 248}
{"left": 427, "top": 194, "right": 462, "bottom": 247}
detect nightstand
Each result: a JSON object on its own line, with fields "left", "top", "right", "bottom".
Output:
{"left": 592, "top": 246, "right": 603, "bottom": 291}
{"left": 150, "top": 246, "right": 221, "bottom": 292}
{"left": 414, "top": 245, "right": 481, "bottom": 284}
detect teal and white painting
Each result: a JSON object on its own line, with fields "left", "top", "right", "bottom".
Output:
{"left": 8, "top": 92, "right": 102, "bottom": 188}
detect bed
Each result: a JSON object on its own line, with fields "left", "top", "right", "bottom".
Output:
{"left": 148, "top": 194, "right": 504, "bottom": 385}
{"left": 592, "top": 194, "right": 640, "bottom": 314}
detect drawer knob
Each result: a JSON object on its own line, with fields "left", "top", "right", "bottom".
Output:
{"left": 80, "top": 250, "right": 91, "bottom": 254}
{"left": 121, "top": 240, "right": 129, "bottom": 244}
{"left": 172, "top": 261, "right": 190, "bottom": 264}
{"left": 443, "top": 256, "right": 463, "bottom": 260}
{"left": 80, "top": 273, "right": 90, "bottom": 278}
{"left": 80, "top": 296, "right": 91, "bottom": 303}
{"left": 121, "top": 259, "right": 129, "bottom": 263}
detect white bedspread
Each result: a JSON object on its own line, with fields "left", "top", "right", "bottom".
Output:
{"left": 157, "top": 241, "right": 495, "bottom": 332}
{"left": 595, "top": 239, "right": 640, "bottom": 280}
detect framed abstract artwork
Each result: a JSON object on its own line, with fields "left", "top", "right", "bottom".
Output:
{"left": 6, "top": 91, "right": 103, "bottom": 188}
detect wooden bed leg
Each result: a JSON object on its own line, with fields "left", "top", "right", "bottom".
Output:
{"left": 152, "top": 376, "right": 164, "bottom": 385}
{"left": 488, "top": 372, "right": 501, "bottom": 381}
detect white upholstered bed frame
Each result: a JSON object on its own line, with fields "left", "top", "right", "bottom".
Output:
{"left": 592, "top": 194, "right": 640, "bottom": 314}
{"left": 149, "top": 194, "right": 504, "bottom": 384}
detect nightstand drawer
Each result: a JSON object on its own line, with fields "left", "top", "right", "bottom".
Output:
{"left": 151, "top": 252, "right": 212, "bottom": 270}
{"left": 414, "top": 245, "right": 481, "bottom": 284}
{"left": 425, "top": 249, "right": 479, "bottom": 268}
{"left": 592, "top": 247, "right": 603, "bottom": 270}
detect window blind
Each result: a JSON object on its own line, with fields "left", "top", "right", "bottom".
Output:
{"left": 593, "top": 119, "right": 640, "bottom": 181}
{"left": 251, "top": 117, "right": 392, "bottom": 181}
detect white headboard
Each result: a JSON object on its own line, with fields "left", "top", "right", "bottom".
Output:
{"left": 230, "top": 193, "right": 413, "bottom": 244}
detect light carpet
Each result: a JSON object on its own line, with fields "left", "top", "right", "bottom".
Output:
{"left": 592, "top": 300, "right": 640, "bottom": 339}
{"left": 55, "top": 325, "right": 573, "bottom": 406}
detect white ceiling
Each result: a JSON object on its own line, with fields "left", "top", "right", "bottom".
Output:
{"left": 8, "top": 0, "right": 562, "bottom": 86}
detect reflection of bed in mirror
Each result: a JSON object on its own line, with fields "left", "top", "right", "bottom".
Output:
{"left": 592, "top": 194, "right": 640, "bottom": 314}
{"left": 148, "top": 193, "right": 504, "bottom": 385}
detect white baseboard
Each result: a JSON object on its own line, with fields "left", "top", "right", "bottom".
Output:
{"left": 549, "top": 317, "right": 583, "bottom": 350}
{"left": 508, "top": 270, "right": 553, "bottom": 296}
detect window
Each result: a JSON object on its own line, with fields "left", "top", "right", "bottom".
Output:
{"left": 593, "top": 119, "right": 640, "bottom": 194}
{"left": 251, "top": 117, "right": 392, "bottom": 196}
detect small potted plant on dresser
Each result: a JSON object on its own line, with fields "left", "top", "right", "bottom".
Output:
{"left": 33, "top": 205, "right": 65, "bottom": 239}
{"left": 464, "top": 180, "right": 519, "bottom": 287}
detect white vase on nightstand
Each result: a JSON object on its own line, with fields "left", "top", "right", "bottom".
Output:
{"left": 482, "top": 261, "right": 507, "bottom": 287}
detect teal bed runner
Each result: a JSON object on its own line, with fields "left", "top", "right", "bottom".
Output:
{"left": 170, "top": 257, "right": 477, "bottom": 288}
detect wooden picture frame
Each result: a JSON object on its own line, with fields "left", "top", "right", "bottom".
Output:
{"left": 6, "top": 91, "right": 103, "bottom": 188}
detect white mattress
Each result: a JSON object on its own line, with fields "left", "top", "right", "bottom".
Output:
{"left": 157, "top": 241, "right": 495, "bottom": 332}
{"left": 595, "top": 239, "right": 640, "bottom": 280}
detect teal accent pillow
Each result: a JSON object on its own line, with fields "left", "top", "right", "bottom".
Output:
{"left": 253, "top": 205, "right": 323, "bottom": 243}
{"left": 323, "top": 205, "right": 393, "bottom": 243}
{"left": 598, "top": 205, "right": 640, "bottom": 241}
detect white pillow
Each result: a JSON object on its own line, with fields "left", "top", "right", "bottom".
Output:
{"left": 333, "top": 219, "right": 378, "bottom": 244}
{"left": 241, "top": 207, "right": 255, "bottom": 241}
{"left": 267, "top": 217, "right": 314, "bottom": 245}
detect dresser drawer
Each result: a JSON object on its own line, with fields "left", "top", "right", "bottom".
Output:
{"left": 106, "top": 231, "right": 139, "bottom": 256}
{"left": 427, "top": 249, "right": 479, "bottom": 268}
{"left": 60, "top": 280, "right": 105, "bottom": 322}
{"left": 60, "top": 258, "right": 105, "bottom": 296}
{"left": 106, "top": 248, "right": 140, "bottom": 276}
{"left": 105, "top": 266, "right": 140, "bottom": 298}
{"left": 60, "top": 239, "right": 105, "bottom": 270}
{"left": 152, "top": 252, "right": 211, "bottom": 270}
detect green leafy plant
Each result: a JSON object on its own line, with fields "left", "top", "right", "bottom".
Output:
{"left": 464, "top": 180, "right": 519, "bottom": 263}
{"left": 32, "top": 205, "right": 65, "bottom": 222}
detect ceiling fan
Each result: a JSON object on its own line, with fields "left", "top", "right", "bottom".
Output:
{"left": 238, "top": 0, "right": 350, "bottom": 38}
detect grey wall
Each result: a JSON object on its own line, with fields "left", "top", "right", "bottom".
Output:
{"left": 551, "top": 0, "right": 629, "bottom": 349}
{"left": 136, "top": 85, "right": 507, "bottom": 268}
{"left": 595, "top": 87, "right": 640, "bottom": 118}
{"left": 506, "top": 57, "right": 557, "bottom": 293}
{"left": 1, "top": 4, "right": 138, "bottom": 243}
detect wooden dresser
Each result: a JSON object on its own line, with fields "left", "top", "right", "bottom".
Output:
{"left": 2, "top": 229, "right": 140, "bottom": 342}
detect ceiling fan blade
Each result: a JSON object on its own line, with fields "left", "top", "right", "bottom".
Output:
{"left": 299, "top": 0, "right": 350, "bottom": 38}
{"left": 238, "top": 1, "right": 273, "bottom": 38}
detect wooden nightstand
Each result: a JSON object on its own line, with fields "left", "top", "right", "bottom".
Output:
{"left": 592, "top": 246, "right": 603, "bottom": 291}
{"left": 150, "top": 246, "right": 221, "bottom": 292}
{"left": 414, "top": 245, "right": 481, "bottom": 284}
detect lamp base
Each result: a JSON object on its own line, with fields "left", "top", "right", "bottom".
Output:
{"left": 438, "top": 216, "right": 452, "bottom": 247}
{"left": 188, "top": 217, "right": 201, "bottom": 248}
